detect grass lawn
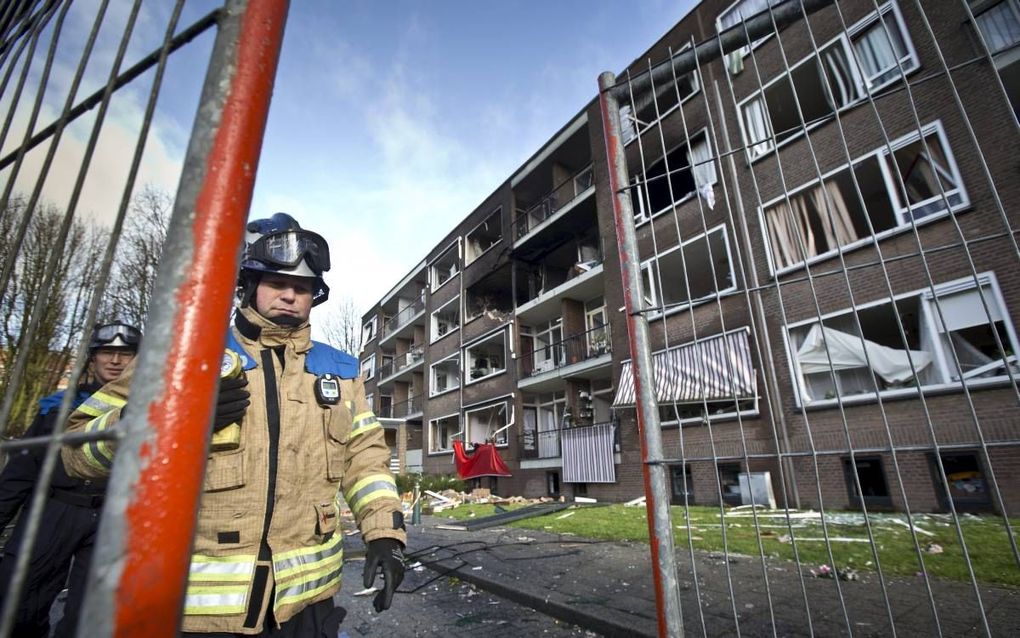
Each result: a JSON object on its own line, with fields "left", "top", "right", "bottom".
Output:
{"left": 439, "top": 503, "right": 1020, "bottom": 588}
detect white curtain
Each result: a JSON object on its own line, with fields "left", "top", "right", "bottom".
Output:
{"left": 742, "top": 98, "right": 771, "bottom": 157}
{"left": 809, "top": 180, "right": 858, "bottom": 250}
{"left": 976, "top": 3, "right": 1020, "bottom": 54}
{"left": 853, "top": 17, "right": 902, "bottom": 87}
{"left": 796, "top": 324, "right": 933, "bottom": 385}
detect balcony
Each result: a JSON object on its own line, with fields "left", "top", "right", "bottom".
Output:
{"left": 518, "top": 420, "right": 621, "bottom": 461}
{"left": 377, "top": 344, "right": 425, "bottom": 385}
{"left": 516, "top": 259, "right": 604, "bottom": 325}
{"left": 381, "top": 296, "right": 426, "bottom": 343}
{"left": 512, "top": 164, "right": 594, "bottom": 247}
{"left": 518, "top": 325, "right": 612, "bottom": 392}
{"left": 378, "top": 393, "right": 423, "bottom": 420}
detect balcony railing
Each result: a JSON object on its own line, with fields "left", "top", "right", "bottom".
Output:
{"left": 376, "top": 344, "right": 425, "bottom": 381}
{"left": 381, "top": 295, "right": 426, "bottom": 339}
{"left": 517, "top": 247, "right": 603, "bottom": 307}
{"left": 384, "top": 393, "right": 422, "bottom": 419}
{"left": 512, "top": 164, "right": 594, "bottom": 240}
{"left": 518, "top": 324, "right": 612, "bottom": 379}
{"left": 518, "top": 420, "right": 621, "bottom": 460}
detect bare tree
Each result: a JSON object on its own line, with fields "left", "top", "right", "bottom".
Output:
{"left": 106, "top": 184, "right": 171, "bottom": 327}
{"left": 0, "top": 198, "right": 110, "bottom": 436}
{"left": 318, "top": 296, "right": 362, "bottom": 355}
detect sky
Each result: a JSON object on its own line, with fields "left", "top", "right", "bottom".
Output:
{"left": 0, "top": 0, "right": 696, "bottom": 334}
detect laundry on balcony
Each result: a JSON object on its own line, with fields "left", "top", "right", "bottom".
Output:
{"left": 562, "top": 423, "right": 616, "bottom": 483}
{"left": 613, "top": 329, "right": 757, "bottom": 406}
{"left": 452, "top": 439, "right": 512, "bottom": 479}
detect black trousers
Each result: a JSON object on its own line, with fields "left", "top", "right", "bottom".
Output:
{"left": 0, "top": 498, "right": 99, "bottom": 638}
{"left": 189, "top": 598, "right": 346, "bottom": 638}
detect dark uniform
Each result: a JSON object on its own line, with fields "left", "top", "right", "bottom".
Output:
{"left": 0, "top": 385, "right": 107, "bottom": 638}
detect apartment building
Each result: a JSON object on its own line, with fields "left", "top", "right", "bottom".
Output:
{"left": 361, "top": 0, "right": 1020, "bottom": 514}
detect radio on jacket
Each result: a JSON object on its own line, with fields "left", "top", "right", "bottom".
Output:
{"left": 211, "top": 350, "right": 243, "bottom": 452}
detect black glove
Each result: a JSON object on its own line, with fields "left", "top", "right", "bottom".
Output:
{"left": 363, "top": 538, "right": 405, "bottom": 612}
{"left": 214, "top": 374, "right": 249, "bottom": 431}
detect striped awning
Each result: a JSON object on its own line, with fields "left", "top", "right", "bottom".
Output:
{"left": 562, "top": 423, "right": 616, "bottom": 483}
{"left": 613, "top": 330, "right": 757, "bottom": 407}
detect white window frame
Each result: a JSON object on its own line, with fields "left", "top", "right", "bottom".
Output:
{"left": 429, "top": 240, "right": 460, "bottom": 293}
{"left": 640, "top": 224, "right": 736, "bottom": 316}
{"left": 464, "top": 328, "right": 508, "bottom": 385}
{"left": 360, "top": 353, "right": 376, "bottom": 380}
{"left": 972, "top": 0, "right": 1020, "bottom": 58}
{"left": 429, "top": 352, "right": 460, "bottom": 397}
{"left": 737, "top": 1, "right": 918, "bottom": 161}
{"left": 464, "top": 208, "right": 502, "bottom": 265}
{"left": 717, "top": 0, "right": 784, "bottom": 59}
{"left": 759, "top": 120, "right": 969, "bottom": 275}
{"left": 528, "top": 318, "right": 564, "bottom": 374}
{"left": 430, "top": 296, "right": 460, "bottom": 343}
{"left": 463, "top": 400, "right": 512, "bottom": 448}
{"left": 361, "top": 316, "right": 377, "bottom": 348}
{"left": 428, "top": 413, "right": 460, "bottom": 454}
{"left": 785, "top": 272, "right": 1020, "bottom": 408}
{"left": 632, "top": 128, "right": 717, "bottom": 225}
{"left": 621, "top": 43, "right": 700, "bottom": 146}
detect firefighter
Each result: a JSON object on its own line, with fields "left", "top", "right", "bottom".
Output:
{"left": 0, "top": 322, "right": 142, "bottom": 638}
{"left": 62, "top": 214, "right": 406, "bottom": 637}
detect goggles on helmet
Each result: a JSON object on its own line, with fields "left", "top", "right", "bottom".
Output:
{"left": 92, "top": 323, "right": 142, "bottom": 349}
{"left": 246, "top": 229, "right": 330, "bottom": 274}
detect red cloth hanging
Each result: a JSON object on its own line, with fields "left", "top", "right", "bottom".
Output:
{"left": 452, "top": 440, "right": 512, "bottom": 479}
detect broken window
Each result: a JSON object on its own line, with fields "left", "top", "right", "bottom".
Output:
{"left": 739, "top": 2, "right": 917, "bottom": 159}
{"left": 430, "top": 297, "right": 460, "bottom": 342}
{"left": 361, "top": 316, "right": 377, "bottom": 347}
{"left": 973, "top": 0, "right": 1020, "bottom": 54}
{"left": 788, "top": 273, "right": 1019, "bottom": 404}
{"left": 631, "top": 130, "right": 716, "bottom": 223}
{"left": 931, "top": 451, "right": 992, "bottom": 511}
{"left": 464, "top": 401, "right": 510, "bottom": 447}
{"left": 464, "top": 329, "right": 507, "bottom": 383}
{"left": 620, "top": 44, "right": 699, "bottom": 145}
{"left": 669, "top": 464, "right": 695, "bottom": 505}
{"left": 762, "top": 122, "right": 966, "bottom": 272}
{"left": 844, "top": 456, "right": 891, "bottom": 509}
{"left": 430, "top": 354, "right": 460, "bottom": 396}
{"left": 718, "top": 463, "right": 742, "bottom": 505}
{"left": 360, "top": 354, "right": 375, "bottom": 380}
{"left": 430, "top": 242, "right": 459, "bottom": 291}
{"left": 428, "top": 414, "right": 459, "bottom": 454}
{"left": 641, "top": 225, "right": 735, "bottom": 312}
{"left": 717, "top": 0, "right": 784, "bottom": 57}
{"left": 465, "top": 208, "right": 502, "bottom": 264}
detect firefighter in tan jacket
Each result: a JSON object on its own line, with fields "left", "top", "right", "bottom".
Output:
{"left": 62, "top": 214, "right": 406, "bottom": 636}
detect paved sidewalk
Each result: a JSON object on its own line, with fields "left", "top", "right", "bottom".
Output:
{"left": 404, "top": 515, "right": 1020, "bottom": 637}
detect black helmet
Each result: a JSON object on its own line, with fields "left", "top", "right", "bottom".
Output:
{"left": 239, "top": 213, "right": 330, "bottom": 307}
{"left": 89, "top": 322, "right": 142, "bottom": 353}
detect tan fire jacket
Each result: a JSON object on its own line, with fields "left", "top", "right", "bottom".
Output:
{"left": 62, "top": 307, "right": 406, "bottom": 634}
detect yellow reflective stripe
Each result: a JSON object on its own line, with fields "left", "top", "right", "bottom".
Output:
{"left": 83, "top": 413, "right": 115, "bottom": 471}
{"left": 183, "top": 584, "right": 248, "bottom": 616}
{"left": 273, "top": 532, "right": 343, "bottom": 577}
{"left": 350, "top": 411, "right": 379, "bottom": 438}
{"left": 189, "top": 555, "right": 256, "bottom": 582}
{"left": 274, "top": 565, "right": 342, "bottom": 608}
{"left": 79, "top": 392, "right": 126, "bottom": 416}
{"left": 344, "top": 474, "right": 399, "bottom": 516}
{"left": 275, "top": 545, "right": 342, "bottom": 582}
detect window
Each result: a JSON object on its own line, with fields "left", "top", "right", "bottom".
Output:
{"left": 430, "top": 297, "right": 460, "bottom": 342}
{"left": 365, "top": 392, "right": 374, "bottom": 411}
{"left": 973, "top": 0, "right": 1020, "bottom": 55}
{"left": 788, "top": 273, "right": 1020, "bottom": 405}
{"left": 429, "top": 414, "right": 459, "bottom": 454}
{"left": 641, "top": 225, "right": 735, "bottom": 313}
{"left": 524, "top": 319, "right": 564, "bottom": 375}
{"left": 658, "top": 399, "right": 758, "bottom": 425}
{"left": 762, "top": 121, "right": 967, "bottom": 272}
{"left": 620, "top": 44, "right": 699, "bottom": 145}
{"left": 844, "top": 457, "right": 891, "bottom": 509}
{"left": 739, "top": 2, "right": 917, "bottom": 159}
{"left": 717, "top": 0, "right": 784, "bottom": 57}
{"left": 464, "top": 329, "right": 507, "bottom": 383}
{"left": 631, "top": 130, "right": 716, "bottom": 222}
{"left": 465, "top": 209, "right": 502, "bottom": 264}
{"left": 430, "top": 242, "right": 459, "bottom": 291}
{"left": 361, "top": 316, "right": 377, "bottom": 347}
{"left": 546, "top": 471, "right": 561, "bottom": 497}
{"left": 930, "top": 451, "right": 993, "bottom": 511}
{"left": 586, "top": 297, "right": 610, "bottom": 356}
{"left": 718, "top": 463, "right": 742, "bottom": 505}
{"left": 464, "top": 401, "right": 510, "bottom": 447}
{"left": 430, "top": 354, "right": 460, "bottom": 396}
{"left": 669, "top": 464, "right": 695, "bottom": 505}
{"left": 360, "top": 354, "right": 375, "bottom": 380}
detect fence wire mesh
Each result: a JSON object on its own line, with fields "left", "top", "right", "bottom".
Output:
{"left": 602, "top": 0, "right": 1020, "bottom": 635}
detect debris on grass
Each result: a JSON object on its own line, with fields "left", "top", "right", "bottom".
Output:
{"left": 925, "top": 543, "right": 944, "bottom": 554}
